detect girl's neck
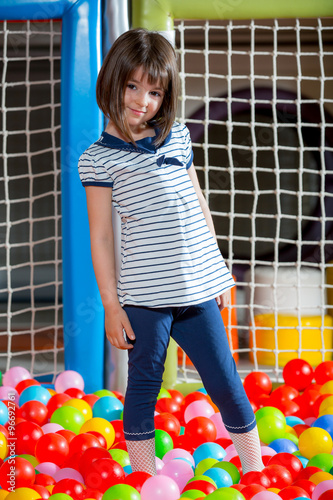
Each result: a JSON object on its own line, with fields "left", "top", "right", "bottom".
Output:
{"left": 105, "top": 121, "right": 156, "bottom": 142}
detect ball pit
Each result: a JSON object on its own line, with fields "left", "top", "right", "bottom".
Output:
{"left": 2, "top": 362, "right": 333, "bottom": 498}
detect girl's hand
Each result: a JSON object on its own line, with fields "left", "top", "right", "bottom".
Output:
{"left": 105, "top": 306, "right": 136, "bottom": 350}
{"left": 216, "top": 289, "right": 231, "bottom": 311}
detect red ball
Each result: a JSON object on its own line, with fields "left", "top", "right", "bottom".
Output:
{"left": 267, "top": 453, "right": 303, "bottom": 481}
{"left": 155, "top": 397, "right": 181, "bottom": 415}
{"left": 80, "top": 488, "right": 103, "bottom": 500}
{"left": 124, "top": 471, "right": 152, "bottom": 493}
{"left": 111, "top": 440, "right": 127, "bottom": 452}
{"left": 168, "top": 389, "right": 185, "bottom": 406}
{"left": 296, "top": 466, "right": 322, "bottom": 481}
{"left": 239, "top": 470, "right": 271, "bottom": 488}
{"left": 278, "top": 485, "right": 310, "bottom": 499}
{"left": 293, "top": 424, "right": 310, "bottom": 437}
{"left": 183, "top": 391, "right": 210, "bottom": 408}
{"left": 62, "top": 451, "right": 82, "bottom": 471}
{"left": 263, "top": 464, "right": 293, "bottom": 489}
{"left": 82, "top": 394, "right": 100, "bottom": 407}
{"left": 155, "top": 412, "right": 181, "bottom": 439}
{"left": 46, "top": 393, "right": 71, "bottom": 419}
{"left": 243, "top": 371, "right": 272, "bottom": 401}
{"left": 240, "top": 484, "right": 266, "bottom": 499}
{"left": 31, "top": 484, "right": 50, "bottom": 500}
{"left": 182, "top": 479, "right": 216, "bottom": 495}
{"left": 184, "top": 416, "right": 217, "bottom": 448}
{"left": 318, "top": 490, "right": 333, "bottom": 500}
{"left": 52, "top": 478, "right": 85, "bottom": 499}
{"left": 314, "top": 361, "right": 333, "bottom": 384}
{"left": 0, "top": 457, "right": 35, "bottom": 489}
{"left": 15, "top": 378, "right": 40, "bottom": 394}
{"left": 83, "top": 457, "right": 125, "bottom": 493}
{"left": 172, "top": 433, "right": 194, "bottom": 453}
{"left": 19, "top": 400, "right": 48, "bottom": 425}
{"left": 34, "top": 473, "right": 55, "bottom": 487}
{"left": 88, "top": 430, "right": 108, "bottom": 448}
{"left": 14, "top": 420, "right": 43, "bottom": 455}
{"left": 292, "top": 479, "right": 316, "bottom": 496}
{"left": 283, "top": 359, "right": 314, "bottom": 391}
{"left": 78, "top": 446, "right": 111, "bottom": 478}
{"left": 56, "top": 429, "right": 76, "bottom": 444}
{"left": 35, "top": 432, "right": 70, "bottom": 466}
{"left": 108, "top": 419, "right": 124, "bottom": 444}
{"left": 269, "top": 385, "right": 299, "bottom": 405}
{"left": 69, "top": 432, "right": 101, "bottom": 457}
{"left": 64, "top": 387, "right": 85, "bottom": 398}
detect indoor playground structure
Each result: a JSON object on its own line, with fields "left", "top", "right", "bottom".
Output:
{"left": 1, "top": 0, "right": 333, "bottom": 498}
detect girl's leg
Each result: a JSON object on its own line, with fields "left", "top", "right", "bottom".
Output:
{"left": 171, "top": 299, "right": 264, "bottom": 474}
{"left": 122, "top": 305, "right": 173, "bottom": 475}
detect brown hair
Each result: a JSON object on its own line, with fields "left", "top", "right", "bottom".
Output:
{"left": 96, "top": 28, "right": 179, "bottom": 147}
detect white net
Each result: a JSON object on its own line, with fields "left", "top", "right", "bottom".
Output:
{"left": 175, "top": 18, "right": 333, "bottom": 382}
{"left": 0, "top": 20, "right": 63, "bottom": 379}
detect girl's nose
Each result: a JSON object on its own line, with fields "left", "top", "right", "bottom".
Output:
{"left": 137, "top": 91, "right": 149, "bottom": 108}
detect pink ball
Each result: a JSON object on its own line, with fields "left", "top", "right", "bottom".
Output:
{"left": 162, "top": 448, "right": 195, "bottom": 466}
{"left": 210, "top": 411, "right": 230, "bottom": 439}
{"left": 54, "top": 467, "right": 84, "bottom": 483}
{"left": 54, "top": 370, "right": 84, "bottom": 393}
{"left": 35, "top": 462, "right": 60, "bottom": 478}
{"left": 223, "top": 445, "right": 238, "bottom": 462}
{"left": 3, "top": 366, "right": 31, "bottom": 388}
{"left": 0, "top": 386, "right": 18, "bottom": 404}
{"left": 156, "top": 457, "right": 164, "bottom": 473}
{"left": 261, "top": 446, "right": 277, "bottom": 457}
{"left": 42, "top": 423, "right": 64, "bottom": 434}
{"left": 141, "top": 474, "right": 180, "bottom": 500}
{"left": 161, "top": 459, "right": 194, "bottom": 491}
{"left": 184, "top": 400, "right": 215, "bottom": 423}
{"left": 252, "top": 492, "right": 281, "bottom": 499}
{"left": 312, "top": 480, "right": 333, "bottom": 500}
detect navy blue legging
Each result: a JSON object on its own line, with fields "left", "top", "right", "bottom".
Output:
{"left": 122, "top": 299, "right": 256, "bottom": 441}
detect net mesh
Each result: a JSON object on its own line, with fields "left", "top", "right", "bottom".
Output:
{"left": 175, "top": 18, "right": 333, "bottom": 382}
{"left": 0, "top": 20, "right": 63, "bottom": 379}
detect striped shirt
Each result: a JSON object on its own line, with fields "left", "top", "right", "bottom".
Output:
{"left": 78, "top": 122, "right": 234, "bottom": 307}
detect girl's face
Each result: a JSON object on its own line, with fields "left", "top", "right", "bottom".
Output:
{"left": 123, "top": 67, "right": 165, "bottom": 136}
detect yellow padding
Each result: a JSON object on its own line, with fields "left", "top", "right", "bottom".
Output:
{"left": 249, "top": 314, "right": 333, "bottom": 366}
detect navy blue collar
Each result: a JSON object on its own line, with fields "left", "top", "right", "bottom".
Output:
{"left": 96, "top": 128, "right": 172, "bottom": 154}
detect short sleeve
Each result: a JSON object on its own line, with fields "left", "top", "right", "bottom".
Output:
{"left": 183, "top": 126, "right": 194, "bottom": 169}
{"left": 78, "top": 147, "right": 114, "bottom": 188}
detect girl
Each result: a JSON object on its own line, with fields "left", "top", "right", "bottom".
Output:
{"left": 78, "top": 28, "right": 264, "bottom": 476}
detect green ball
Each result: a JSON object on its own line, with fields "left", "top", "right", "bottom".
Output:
{"left": 18, "top": 454, "right": 39, "bottom": 467}
{"left": 155, "top": 428, "right": 173, "bottom": 459}
{"left": 308, "top": 452, "right": 333, "bottom": 471}
{"left": 255, "top": 406, "right": 285, "bottom": 422}
{"left": 205, "top": 487, "right": 246, "bottom": 499}
{"left": 257, "top": 414, "right": 286, "bottom": 445}
{"left": 102, "top": 483, "right": 141, "bottom": 500}
{"left": 180, "top": 490, "right": 208, "bottom": 499}
{"left": 50, "top": 405, "right": 85, "bottom": 434}
{"left": 49, "top": 494, "right": 74, "bottom": 500}
{"left": 195, "top": 458, "right": 219, "bottom": 475}
{"left": 157, "top": 387, "right": 171, "bottom": 399}
{"left": 94, "top": 389, "right": 115, "bottom": 397}
{"left": 284, "top": 432, "right": 299, "bottom": 445}
{"left": 109, "top": 448, "right": 131, "bottom": 467}
{"left": 211, "top": 461, "right": 240, "bottom": 484}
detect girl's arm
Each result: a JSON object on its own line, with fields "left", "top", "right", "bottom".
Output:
{"left": 85, "top": 186, "right": 136, "bottom": 349}
{"left": 187, "top": 163, "right": 231, "bottom": 310}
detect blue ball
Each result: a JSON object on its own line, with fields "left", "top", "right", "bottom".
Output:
{"left": 203, "top": 467, "right": 233, "bottom": 488}
{"left": 268, "top": 438, "right": 298, "bottom": 454}
{"left": 286, "top": 416, "right": 304, "bottom": 427}
{"left": 193, "top": 442, "right": 226, "bottom": 465}
{"left": 92, "top": 395, "right": 124, "bottom": 420}
{"left": 294, "top": 454, "right": 308, "bottom": 467}
{"left": 0, "top": 402, "right": 8, "bottom": 425}
{"left": 19, "top": 385, "right": 52, "bottom": 406}
{"left": 312, "top": 414, "right": 333, "bottom": 439}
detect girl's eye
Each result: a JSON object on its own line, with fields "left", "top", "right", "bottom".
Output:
{"left": 150, "top": 91, "right": 162, "bottom": 98}
{"left": 127, "top": 83, "right": 136, "bottom": 90}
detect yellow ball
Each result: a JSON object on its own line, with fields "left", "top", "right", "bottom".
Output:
{"left": 319, "top": 405, "right": 333, "bottom": 416}
{"left": 0, "top": 491, "right": 9, "bottom": 499}
{"left": 47, "top": 388, "right": 57, "bottom": 396}
{"left": 79, "top": 417, "right": 115, "bottom": 449}
{"left": 5, "top": 488, "right": 41, "bottom": 500}
{"left": 310, "top": 471, "right": 333, "bottom": 484}
{"left": 195, "top": 458, "right": 219, "bottom": 475}
{"left": 298, "top": 427, "right": 333, "bottom": 459}
{"left": 285, "top": 425, "right": 298, "bottom": 437}
{"left": 267, "top": 488, "right": 280, "bottom": 493}
{"left": 0, "top": 431, "right": 8, "bottom": 460}
{"left": 63, "top": 398, "right": 92, "bottom": 421}
{"left": 320, "top": 381, "right": 333, "bottom": 395}
{"left": 319, "top": 395, "right": 333, "bottom": 414}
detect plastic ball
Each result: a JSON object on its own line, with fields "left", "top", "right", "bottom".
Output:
{"left": 78, "top": 446, "right": 111, "bottom": 478}
{"left": 124, "top": 471, "right": 152, "bottom": 493}
{"left": 256, "top": 414, "right": 286, "bottom": 444}
{"left": 298, "top": 426, "right": 333, "bottom": 459}
{"left": 283, "top": 359, "right": 314, "bottom": 391}
{"left": 68, "top": 432, "right": 101, "bottom": 457}
{"left": 312, "top": 479, "right": 333, "bottom": 500}
{"left": 140, "top": 474, "right": 180, "bottom": 500}
{"left": 267, "top": 453, "right": 303, "bottom": 481}
{"left": 0, "top": 431, "right": 7, "bottom": 460}
{"left": 0, "top": 457, "right": 35, "bottom": 490}
{"left": 48, "top": 494, "right": 73, "bottom": 500}
{"left": 0, "top": 401, "right": 8, "bottom": 426}
{"left": 193, "top": 442, "right": 226, "bottom": 465}
{"left": 263, "top": 464, "right": 293, "bottom": 489}
{"left": 211, "top": 461, "right": 241, "bottom": 484}
{"left": 155, "top": 398, "right": 181, "bottom": 415}
{"left": 19, "top": 400, "right": 48, "bottom": 426}
{"left": 83, "top": 457, "right": 125, "bottom": 492}
{"left": 0, "top": 386, "right": 19, "bottom": 404}
{"left": 50, "top": 406, "right": 85, "bottom": 434}
{"left": 277, "top": 485, "right": 310, "bottom": 499}
{"left": 310, "top": 471, "right": 333, "bottom": 484}
{"left": 92, "top": 396, "right": 123, "bottom": 421}
{"left": 5, "top": 488, "right": 42, "bottom": 500}
{"left": 184, "top": 416, "right": 217, "bottom": 448}
{"left": 52, "top": 478, "right": 84, "bottom": 498}
{"left": 182, "top": 478, "right": 216, "bottom": 495}
{"left": 162, "top": 448, "right": 195, "bottom": 466}
{"left": 251, "top": 493, "right": 282, "bottom": 500}
{"left": 314, "top": 361, "right": 333, "bottom": 384}
{"left": 3, "top": 366, "right": 31, "bottom": 387}
{"left": 109, "top": 449, "right": 131, "bottom": 468}
{"left": 201, "top": 487, "right": 245, "bottom": 499}
{"left": 312, "top": 415, "right": 333, "bottom": 439}
{"left": 79, "top": 417, "right": 115, "bottom": 449}
{"left": 267, "top": 438, "right": 298, "bottom": 454}
{"left": 307, "top": 453, "right": 333, "bottom": 471}
{"left": 210, "top": 411, "right": 230, "bottom": 439}
{"left": 15, "top": 420, "right": 44, "bottom": 455}
{"left": 35, "top": 433, "right": 70, "bottom": 466}
{"left": 184, "top": 400, "right": 215, "bottom": 423}
{"left": 102, "top": 483, "right": 140, "bottom": 500}
{"left": 155, "top": 429, "right": 174, "bottom": 459}
{"left": 54, "top": 467, "right": 84, "bottom": 483}
{"left": 203, "top": 466, "right": 233, "bottom": 488}
{"left": 54, "top": 370, "right": 84, "bottom": 393}
{"left": 239, "top": 470, "right": 271, "bottom": 488}
{"left": 63, "top": 398, "right": 92, "bottom": 421}
{"left": 19, "top": 385, "right": 51, "bottom": 406}
{"left": 243, "top": 371, "right": 272, "bottom": 400}
{"left": 154, "top": 412, "right": 181, "bottom": 439}
{"left": 161, "top": 458, "right": 194, "bottom": 490}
